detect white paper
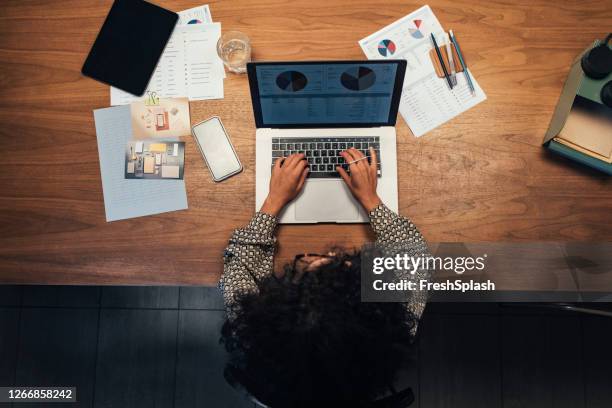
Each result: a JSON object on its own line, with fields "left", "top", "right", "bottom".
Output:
{"left": 93, "top": 106, "right": 188, "bottom": 222}
{"left": 177, "top": 5, "right": 213, "bottom": 25}
{"left": 178, "top": 4, "right": 226, "bottom": 79}
{"left": 183, "top": 24, "right": 225, "bottom": 100}
{"left": 359, "top": 5, "right": 486, "bottom": 137}
{"left": 110, "top": 23, "right": 224, "bottom": 105}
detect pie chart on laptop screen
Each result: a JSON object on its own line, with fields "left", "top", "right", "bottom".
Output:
{"left": 341, "top": 66, "right": 376, "bottom": 91}
{"left": 276, "top": 71, "right": 308, "bottom": 92}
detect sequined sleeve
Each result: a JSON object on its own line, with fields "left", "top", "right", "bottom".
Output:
{"left": 369, "top": 204, "right": 432, "bottom": 334}
{"left": 219, "top": 212, "right": 278, "bottom": 318}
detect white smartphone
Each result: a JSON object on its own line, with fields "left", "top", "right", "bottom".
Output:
{"left": 192, "top": 116, "right": 243, "bottom": 182}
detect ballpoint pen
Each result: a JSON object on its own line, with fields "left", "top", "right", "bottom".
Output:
{"left": 449, "top": 29, "right": 475, "bottom": 94}
{"left": 431, "top": 33, "right": 453, "bottom": 89}
{"left": 446, "top": 32, "right": 457, "bottom": 87}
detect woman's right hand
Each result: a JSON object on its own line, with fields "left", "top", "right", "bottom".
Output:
{"left": 336, "top": 147, "right": 382, "bottom": 212}
{"left": 261, "top": 153, "right": 309, "bottom": 216}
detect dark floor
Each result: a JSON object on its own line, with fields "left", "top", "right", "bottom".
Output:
{"left": 0, "top": 285, "right": 611, "bottom": 408}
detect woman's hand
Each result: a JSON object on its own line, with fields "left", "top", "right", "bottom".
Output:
{"left": 260, "top": 153, "right": 309, "bottom": 216}
{"left": 337, "top": 147, "right": 381, "bottom": 212}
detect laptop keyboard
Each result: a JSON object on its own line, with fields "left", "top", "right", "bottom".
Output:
{"left": 271, "top": 137, "right": 381, "bottom": 178}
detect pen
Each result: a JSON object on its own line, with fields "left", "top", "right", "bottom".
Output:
{"left": 431, "top": 33, "right": 453, "bottom": 89}
{"left": 449, "top": 29, "right": 475, "bottom": 94}
{"left": 446, "top": 32, "right": 457, "bottom": 87}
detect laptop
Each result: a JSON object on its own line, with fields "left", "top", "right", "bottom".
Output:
{"left": 248, "top": 60, "right": 406, "bottom": 223}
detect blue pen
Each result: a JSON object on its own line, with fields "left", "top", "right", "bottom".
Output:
{"left": 449, "top": 29, "right": 475, "bottom": 94}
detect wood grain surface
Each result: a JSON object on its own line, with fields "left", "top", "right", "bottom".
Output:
{"left": 0, "top": 0, "right": 610, "bottom": 285}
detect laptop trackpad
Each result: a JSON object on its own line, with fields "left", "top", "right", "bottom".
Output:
{"left": 295, "top": 181, "right": 359, "bottom": 222}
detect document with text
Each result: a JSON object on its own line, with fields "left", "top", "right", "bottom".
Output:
{"left": 359, "top": 5, "right": 486, "bottom": 137}
{"left": 177, "top": 4, "right": 213, "bottom": 25}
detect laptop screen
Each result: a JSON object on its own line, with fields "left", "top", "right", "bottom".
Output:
{"left": 247, "top": 61, "right": 406, "bottom": 128}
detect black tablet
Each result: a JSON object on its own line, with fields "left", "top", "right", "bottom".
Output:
{"left": 82, "top": 0, "right": 178, "bottom": 96}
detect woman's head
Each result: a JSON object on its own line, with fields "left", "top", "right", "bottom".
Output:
{"left": 221, "top": 249, "right": 417, "bottom": 407}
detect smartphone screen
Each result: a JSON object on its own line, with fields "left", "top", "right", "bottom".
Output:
{"left": 192, "top": 117, "right": 242, "bottom": 181}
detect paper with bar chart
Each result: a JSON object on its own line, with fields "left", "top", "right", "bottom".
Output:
{"left": 359, "top": 5, "right": 486, "bottom": 137}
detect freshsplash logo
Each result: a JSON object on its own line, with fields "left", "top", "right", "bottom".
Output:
{"left": 372, "top": 253, "right": 488, "bottom": 275}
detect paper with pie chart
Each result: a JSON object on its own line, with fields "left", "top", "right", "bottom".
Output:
{"left": 177, "top": 5, "right": 213, "bottom": 26}
{"left": 177, "top": 5, "right": 224, "bottom": 78}
{"left": 359, "top": 5, "right": 486, "bottom": 137}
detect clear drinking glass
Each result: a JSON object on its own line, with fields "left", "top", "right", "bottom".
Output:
{"left": 217, "top": 31, "right": 251, "bottom": 74}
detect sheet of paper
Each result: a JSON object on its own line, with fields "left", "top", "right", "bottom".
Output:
{"left": 183, "top": 23, "right": 225, "bottom": 100}
{"left": 177, "top": 5, "right": 213, "bottom": 25}
{"left": 359, "top": 5, "right": 486, "bottom": 137}
{"left": 110, "top": 23, "right": 224, "bottom": 105}
{"left": 178, "top": 4, "right": 225, "bottom": 79}
{"left": 93, "top": 106, "right": 188, "bottom": 222}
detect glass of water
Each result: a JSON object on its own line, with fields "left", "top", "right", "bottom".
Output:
{"left": 217, "top": 31, "right": 251, "bottom": 74}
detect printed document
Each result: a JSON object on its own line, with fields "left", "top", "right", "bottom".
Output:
{"left": 359, "top": 5, "right": 486, "bottom": 137}
{"left": 177, "top": 4, "right": 213, "bottom": 25}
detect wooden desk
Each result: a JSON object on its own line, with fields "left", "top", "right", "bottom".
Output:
{"left": 0, "top": 0, "right": 610, "bottom": 285}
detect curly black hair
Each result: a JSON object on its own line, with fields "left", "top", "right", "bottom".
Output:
{"left": 221, "top": 249, "right": 417, "bottom": 407}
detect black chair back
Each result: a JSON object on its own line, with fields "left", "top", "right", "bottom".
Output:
{"left": 224, "top": 365, "right": 414, "bottom": 408}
